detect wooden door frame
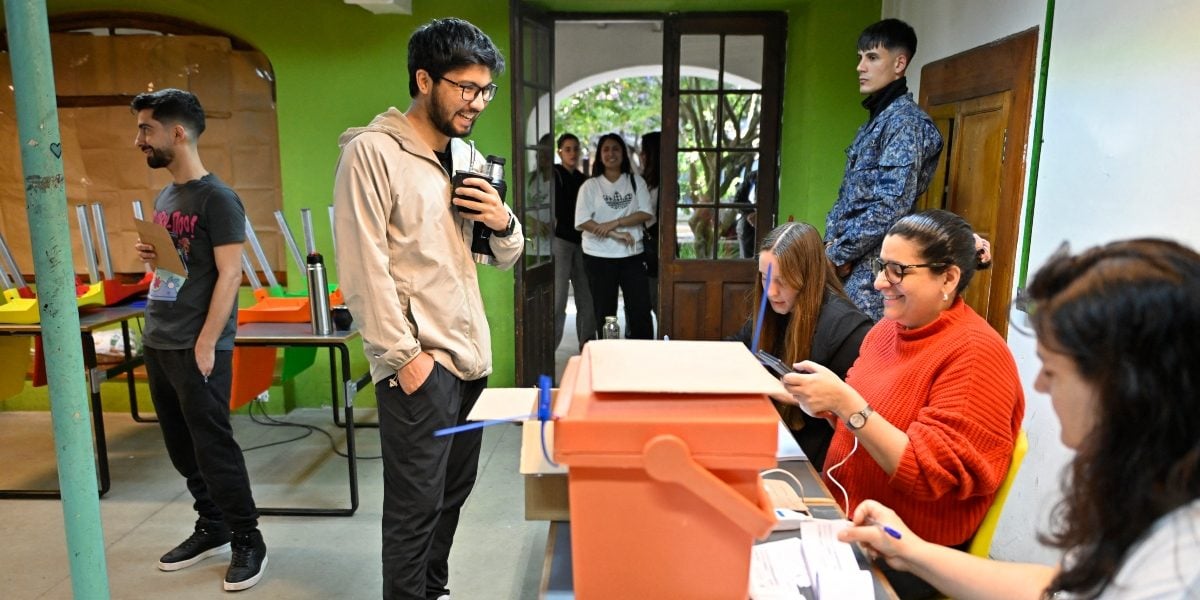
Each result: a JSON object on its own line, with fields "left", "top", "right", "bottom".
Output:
{"left": 659, "top": 12, "right": 787, "bottom": 340}
{"left": 919, "top": 27, "right": 1038, "bottom": 337}
{"left": 511, "top": 9, "right": 787, "bottom": 358}
{"left": 511, "top": 1, "right": 556, "bottom": 386}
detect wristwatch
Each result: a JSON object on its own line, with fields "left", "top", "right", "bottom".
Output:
{"left": 492, "top": 213, "right": 516, "bottom": 237}
{"left": 845, "top": 405, "right": 875, "bottom": 431}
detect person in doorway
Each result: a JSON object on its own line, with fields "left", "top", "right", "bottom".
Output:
{"left": 781, "top": 210, "right": 1023, "bottom": 599}
{"left": 130, "top": 88, "right": 267, "bottom": 591}
{"left": 526, "top": 134, "right": 555, "bottom": 261}
{"left": 731, "top": 222, "right": 872, "bottom": 468}
{"left": 331, "top": 18, "right": 521, "bottom": 600}
{"left": 824, "top": 18, "right": 943, "bottom": 321}
{"left": 735, "top": 167, "right": 759, "bottom": 259}
{"left": 638, "top": 131, "right": 662, "bottom": 327}
{"left": 839, "top": 238, "right": 1200, "bottom": 599}
{"left": 552, "top": 132, "right": 595, "bottom": 350}
{"left": 575, "top": 133, "right": 654, "bottom": 340}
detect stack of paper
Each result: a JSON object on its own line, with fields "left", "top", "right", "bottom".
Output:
{"left": 749, "top": 519, "right": 875, "bottom": 599}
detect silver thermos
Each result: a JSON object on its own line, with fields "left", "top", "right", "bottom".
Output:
{"left": 307, "top": 252, "right": 332, "bottom": 335}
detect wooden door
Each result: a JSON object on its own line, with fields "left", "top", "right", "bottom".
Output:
{"left": 660, "top": 13, "right": 786, "bottom": 341}
{"left": 511, "top": 4, "right": 556, "bottom": 385}
{"left": 918, "top": 93, "right": 1011, "bottom": 324}
{"left": 918, "top": 29, "right": 1038, "bottom": 337}
{"left": 915, "top": 103, "right": 953, "bottom": 213}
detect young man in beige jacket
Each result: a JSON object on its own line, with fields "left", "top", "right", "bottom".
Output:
{"left": 331, "top": 18, "right": 521, "bottom": 600}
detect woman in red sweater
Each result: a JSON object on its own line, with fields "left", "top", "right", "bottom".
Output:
{"left": 839, "top": 239, "right": 1200, "bottom": 599}
{"left": 782, "top": 210, "right": 1024, "bottom": 598}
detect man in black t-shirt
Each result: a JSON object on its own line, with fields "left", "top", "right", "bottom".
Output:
{"left": 131, "top": 89, "right": 266, "bottom": 591}
{"left": 552, "top": 132, "right": 595, "bottom": 349}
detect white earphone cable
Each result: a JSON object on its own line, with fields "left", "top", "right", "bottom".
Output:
{"left": 823, "top": 436, "right": 860, "bottom": 516}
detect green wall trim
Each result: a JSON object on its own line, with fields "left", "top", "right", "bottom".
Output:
{"left": 1017, "top": 0, "right": 1055, "bottom": 287}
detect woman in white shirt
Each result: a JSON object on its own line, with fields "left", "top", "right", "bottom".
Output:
{"left": 837, "top": 238, "right": 1200, "bottom": 599}
{"left": 575, "top": 133, "right": 654, "bottom": 339}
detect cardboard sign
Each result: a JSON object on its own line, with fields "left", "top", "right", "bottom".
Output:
{"left": 587, "top": 339, "right": 788, "bottom": 397}
{"left": 133, "top": 218, "right": 186, "bottom": 277}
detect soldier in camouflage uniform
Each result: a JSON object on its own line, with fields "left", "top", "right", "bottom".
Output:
{"left": 824, "top": 18, "right": 943, "bottom": 321}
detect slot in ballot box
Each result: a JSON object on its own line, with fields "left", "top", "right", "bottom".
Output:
{"left": 553, "top": 340, "right": 787, "bottom": 600}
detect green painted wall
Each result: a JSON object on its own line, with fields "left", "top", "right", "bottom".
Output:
{"left": 2, "top": 0, "right": 879, "bottom": 411}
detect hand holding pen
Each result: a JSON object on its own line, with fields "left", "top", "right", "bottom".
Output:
{"left": 836, "top": 499, "right": 922, "bottom": 571}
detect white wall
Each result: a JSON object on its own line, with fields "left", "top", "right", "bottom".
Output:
{"left": 887, "top": 0, "right": 1200, "bottom": 566}
{"left": 884, "top": 0, "right": 1045, "bottom": 100}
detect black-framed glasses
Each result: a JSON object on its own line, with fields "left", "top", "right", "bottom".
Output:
{"left": 437, "top": 75, "right": 498, "bottom": 102}
{"left": 870, "top": 257, "right": 948, "bottom": 284}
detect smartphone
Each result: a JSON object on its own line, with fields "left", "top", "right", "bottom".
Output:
{"left": 755, "top": 349, "right": 792, "bottom": 378}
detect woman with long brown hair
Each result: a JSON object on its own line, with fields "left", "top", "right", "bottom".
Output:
{"left": 733, "top": 221, "right": 872, "bottom": 467}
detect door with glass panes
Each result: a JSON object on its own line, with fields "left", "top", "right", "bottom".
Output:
{"left": 512, "top": 6, "right": 556, "bottom": 385}
{"left": 659, "top": 14, "right": 786, "bottom": 340}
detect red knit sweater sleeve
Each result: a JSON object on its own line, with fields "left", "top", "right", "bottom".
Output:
{"left": 888, "top": 319, "right": 1025, "bottom": 501}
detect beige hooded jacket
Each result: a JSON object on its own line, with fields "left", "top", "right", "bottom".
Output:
{"left": 332, "top": 108, "right": 522, "bottom": 384}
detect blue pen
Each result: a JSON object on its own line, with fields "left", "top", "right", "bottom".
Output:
{"left": 751, "top": 263, "right": 773, "bottom": 353}
{"left": 867, "top": 517, "right": 903, "bottom": 540}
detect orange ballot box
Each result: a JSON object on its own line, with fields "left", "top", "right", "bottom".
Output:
{"left": 553, "top": 339, "right": 786, "bottom": 600}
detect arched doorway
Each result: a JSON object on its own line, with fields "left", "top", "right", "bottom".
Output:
{"left": 0, "top": 13, "right": 284, "bottom": 280}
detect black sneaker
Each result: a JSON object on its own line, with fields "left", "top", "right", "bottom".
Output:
{"left": 158, "top": 519, "right": 232, "bottom": 572}
{"left": 223, "top": 529, "right": 267, "bottom": 591}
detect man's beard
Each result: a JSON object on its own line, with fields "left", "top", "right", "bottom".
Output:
{"left": 430, "top": 92, "right": 475, "bottom": 138}
{"left": 144, "top": 146, "right": 173, "bottom": 169}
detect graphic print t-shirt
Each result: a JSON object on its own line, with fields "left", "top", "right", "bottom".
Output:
{"left": 143, "top": 173, "right": 246, "bottom": 351}
{"left": 574, "top": 172, "right": 652, "bottom": 258}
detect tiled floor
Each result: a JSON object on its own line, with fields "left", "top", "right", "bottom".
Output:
{"left": 0, "top": 295, "right": 608, "bottom": 599}
{"left": 0, "top": 409, "right": 546, "bottom": 599}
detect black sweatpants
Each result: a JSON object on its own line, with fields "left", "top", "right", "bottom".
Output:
{"left": 378, "top": 362, "right": 487, "bottom": 600}
{"left": 144, "top": 347, "right": 259, "bottom": 532}
{"left": 583, "top": 253, "right": 654, "bottom": 339}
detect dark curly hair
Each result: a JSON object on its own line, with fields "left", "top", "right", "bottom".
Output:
{"left": 1026, "top": 238, "right": 1200, "bottom": 598}
{"left": 407, "top": 18, "right": 505, "bottom": 98}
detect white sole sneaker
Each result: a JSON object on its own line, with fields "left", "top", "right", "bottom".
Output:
{"left": 223, "top": 554, "right": 268, "bottom": 592}
{"left": 157, "top": 542, "right": 231, "bottom": 572}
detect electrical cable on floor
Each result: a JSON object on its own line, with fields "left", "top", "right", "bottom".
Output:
{"left": 242, "top": 398, "right": 382, "bottom": 460}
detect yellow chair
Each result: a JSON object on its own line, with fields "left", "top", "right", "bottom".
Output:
{"left": 967, "top": 429, "right": 1029, "bottom": 558}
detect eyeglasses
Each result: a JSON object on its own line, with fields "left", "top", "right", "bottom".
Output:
{"left": 437, "top": 75, "right": 498, "bottom": 103}
{"left": 870, "top": 257, "right": 948, "bottom": 284}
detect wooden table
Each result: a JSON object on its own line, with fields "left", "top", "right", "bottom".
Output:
{"left": 234, "top": 322, "right": 371, "bottom": 516}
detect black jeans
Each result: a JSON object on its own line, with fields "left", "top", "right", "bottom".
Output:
{"left": 378, "top": 363, "right": 487, "bottom": 600}
{"left": 583, "top": 253, "right": 654, "bottom": 339}
{"left": 144, "top": 347, "right": 259, "bottom": 533}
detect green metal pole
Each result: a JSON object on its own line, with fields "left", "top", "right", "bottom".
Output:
{"left": 4, "top": 1, "right": 111, "bottom": 597}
